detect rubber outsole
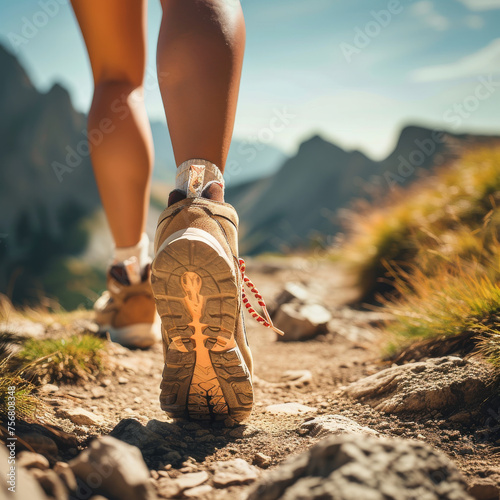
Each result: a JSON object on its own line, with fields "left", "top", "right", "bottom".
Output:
{"left": 151, "top": 235, "right": 253, "bottom": 422}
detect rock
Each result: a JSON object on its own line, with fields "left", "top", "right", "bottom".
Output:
{"left": 54, "top": 461, "right": 78, "bottom": 492}
{"left": 247, "top": 435, "right": 473, "bottom": 500}
{"left": 110, "top": 418, "right": 164, "bottom": 454}
{"left": 56, "top": 407, "right": 105, "bottom": 427}
{"left": 39, "top": 383, "right": 59, "bottom": 394}
{"left": 184, "top": 484, "right": 213, "bottom": 497}
{"left": 91, "top": 386, "right": 106, "bottom": 399}
{"left": 274, "top": 303, "right": 331, "bottom": 341}
{"left": 18, "top": 451, "right": 50, "bottom": 470}
{"left": 253, "top": 453, "right": 272, "bottom": 469}
{"left": 468, "top": 477, "right": 500, "bottom": 500}
{"left": 0, "top": 445, "right": 49, "bottom": 499}
{"left": 145, "top": 420, "right": 182, "bottom": 438}
{"left": 20, "top": 433, "right": 58, "bottom": 457}
{"left": 280, "top": 370, "right": 312, "bottom": 388}
{"left": 228, "top": 425, "right": 261, "bottom": 439}
{"left": 211, "top": 459, "right": 259, "bottom": 487}
{"left": 300, "top": 415, "right": 380, "bottom": 438}
{"left": 344, "top": 356, "right": 492, "bottom": 414}
{"left": 272, "top": 282, "right": 311, "bottom": 312}
{"left": 31, "top": 469, "right": 68, "bottom": 500}
{"left": 118, "top": 376, "right": 129, "bottom": 384}
{"left": 69, "top": 435, "right": 156, "bottom": 500}
{"left": 156, "top": 471, "right": 209, "bottom": 497}
{"left": 265, "top": 403, "right": 317, "bottom": 415}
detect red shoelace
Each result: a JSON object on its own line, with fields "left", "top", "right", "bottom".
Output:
{"left": 238, "top": 258, "right": 284, "bottom": 336}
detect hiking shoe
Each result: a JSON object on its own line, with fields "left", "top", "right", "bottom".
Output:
{"left": 94, "top": 258, "right": 159, "bottom": 348}
{"left": 152, "top": 162, "right": 282, "bottom": 422}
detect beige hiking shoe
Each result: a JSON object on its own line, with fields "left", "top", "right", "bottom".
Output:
{"left": 152, "top": 162, "right": 282, "bottom": 422}
{"left": 94, "top": 259, "right": 159, "bottom": 348}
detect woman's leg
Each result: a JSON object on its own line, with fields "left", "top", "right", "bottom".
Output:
{"left": 71, "top": 0, "right": 153, "bottom": 248}
{"left": 156, "top": 0, "right": 246, "bottom": 173}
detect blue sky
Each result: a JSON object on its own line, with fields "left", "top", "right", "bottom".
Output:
{"left": 1, "top": 0, "right": 500, "bottom": 159}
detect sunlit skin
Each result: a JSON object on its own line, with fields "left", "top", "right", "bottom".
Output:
{"left": 70, "top": 0, "right": 246, "bottom": 248}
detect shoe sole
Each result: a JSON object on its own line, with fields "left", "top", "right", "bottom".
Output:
{"left": 151, "top": 228, "right": 253, "bottom": 422}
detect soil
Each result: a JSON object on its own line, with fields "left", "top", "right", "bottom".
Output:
{"left": 6, "top": 257, "right": 500, "bottom": 499}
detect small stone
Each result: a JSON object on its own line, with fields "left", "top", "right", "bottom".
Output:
{"left": 300, "top": 415, "right": 379, "bottom": 438}
{"left": 229, "top": 425, "right": 260, "bottom": 438}
{"left": 118, "top": 376, "right": 129, "bottom": 384}
{"left": 468, "top": 477, "right": 500, "bottom": 500}
{"left": 56, "top": 407, "right": 105, "bottom": 427}
{"left": 101, "top": 378, "right": 112, "bottom": 387}
{"left": 184, "top": 484, "right": 213, "bottom": 497}
{"left": 176, "top": 471, "right": 209, "bottom": 490}
{"left": 110, "top": 418, "right": 164, "bottom": 454}
{"left": 156, "top": 471, "right": 208, "bottom": 498}
{"left": 134, "top": 396, "right": 143, "bottom": 404}
{"left": 253, "top": 452, "right": 272, "bottom": 468}
{"left": 31, "top": 469, "right": 68, "bottom": 500}
{"left": 273, "top": 282, "right": 311, "bottom": 311}
{"left": 265, "top": 402, "right": 317, "bottom": 415}
{"left": 91, "top": 387, "right": 106, "bottom": 399}
{"left": 274, "top": 302, "right": 331, "bottom": 341}
{"left": 17, "top": 451, "right": 50, "bottom": 470}
{"left": 53, "top": 462, "right": 78, "bottom": 492}
{"left": 211, "top": 458, "right": 259, "bottom": 487}
{"left": 39, "top": 384, "right": 59, "bottom": 394}
{"left": 280, "top": 370, "right": 313, "bottom": 388}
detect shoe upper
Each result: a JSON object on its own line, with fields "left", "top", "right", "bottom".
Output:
{"left": 94, "top": 262, "right": 156, "bottom": 331}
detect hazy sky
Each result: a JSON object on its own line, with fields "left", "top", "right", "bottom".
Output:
{"left": 1, "top": 0, "right": 500, "bottom": 158}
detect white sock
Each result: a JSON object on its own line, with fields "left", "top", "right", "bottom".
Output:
{"left": 113, "top": 233, "right": 150, "bottom": 284}
{"left": 175, "top": 159, "right": 225, "bottom": 198}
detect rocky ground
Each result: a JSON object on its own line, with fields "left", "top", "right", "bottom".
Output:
{"left": 1, "top": 257, "right": 500, "bottom": 499}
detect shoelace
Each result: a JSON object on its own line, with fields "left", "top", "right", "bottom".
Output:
{"left": 238, "top": 258, "right": 284, "bottom": 336}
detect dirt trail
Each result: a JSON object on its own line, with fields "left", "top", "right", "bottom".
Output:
{"left": 13, "top": 257, "right": 500, "bottom": 499}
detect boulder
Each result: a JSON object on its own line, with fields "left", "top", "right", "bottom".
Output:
{"left": 344, "top": 356, "right": 492, "bottom": 414}
{"left": 247, "top": 435, "right": 472, "bottom": 500}
{"left": 69, "top": 435, "right": 157, "bottom": 500}
{"left": 210, "top": 459, "right": 260, "bottom": 487}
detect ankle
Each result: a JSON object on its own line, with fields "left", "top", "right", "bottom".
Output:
{"left": 168, "top": 159, "right": 225, "bottom": 206}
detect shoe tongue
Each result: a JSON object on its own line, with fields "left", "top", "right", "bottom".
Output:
{"left": 123, "top": 257, "right": 141, "bottom": 285}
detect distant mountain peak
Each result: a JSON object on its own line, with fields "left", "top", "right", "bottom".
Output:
{"left": 298, "top": 134, "right": 345, "bottom": 156}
